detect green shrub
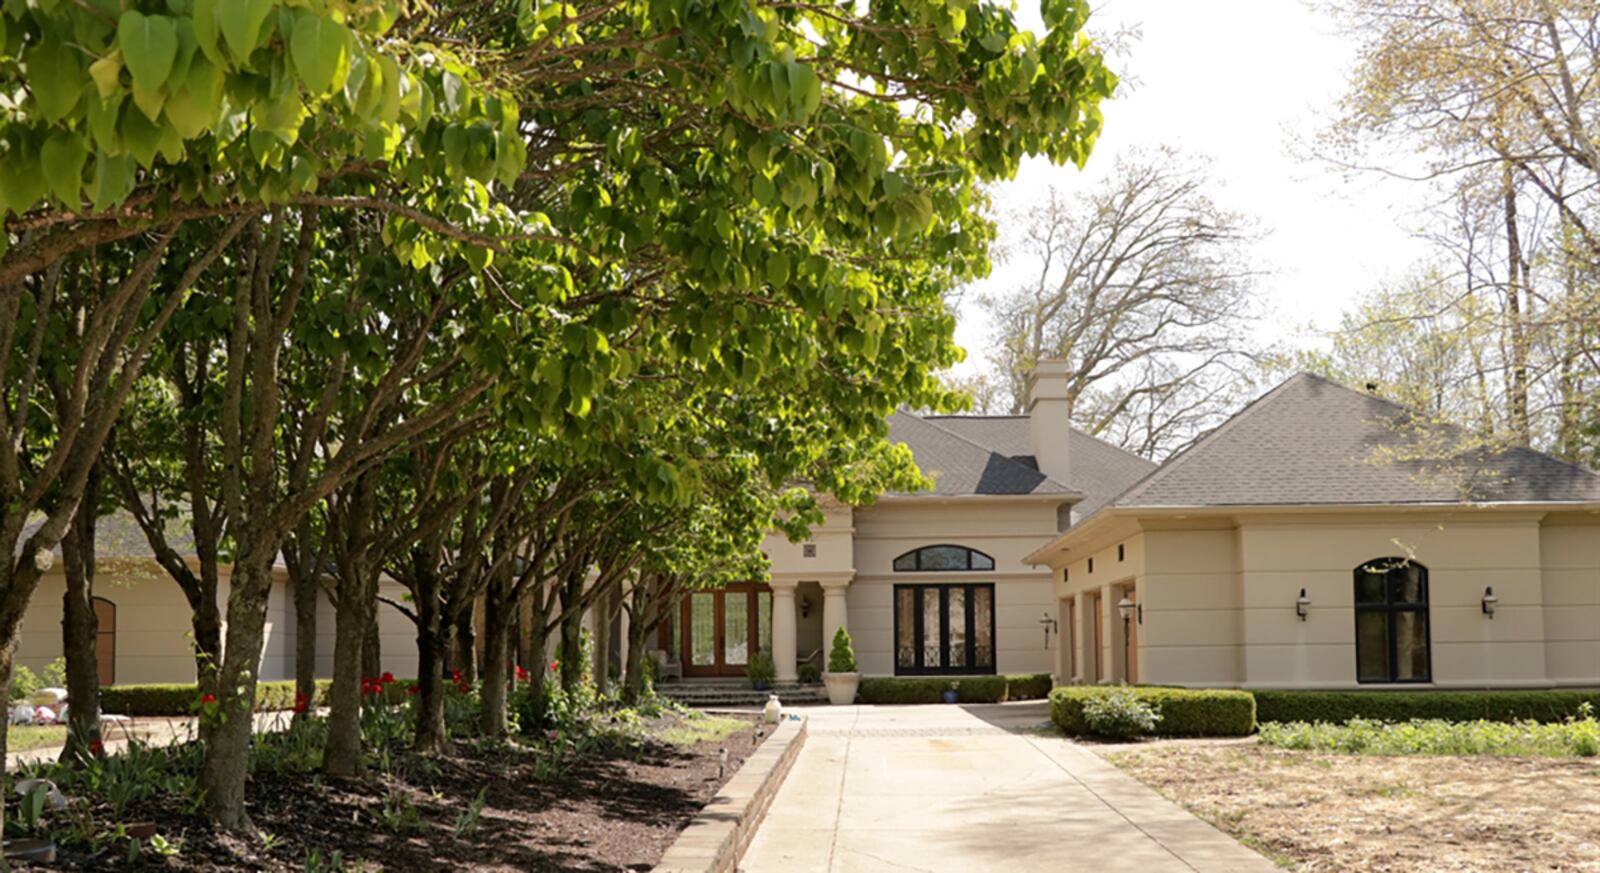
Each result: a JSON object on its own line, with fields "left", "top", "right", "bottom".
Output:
{"left": 1081, "top": 687, "right": 1160, "bottom": 740}
{"left": 854, "top": 673, "right": 1054, "bottom": 704}
{"left": 747, "top": 652, "right": 776, "bottom": 687}
{"left": 1260, "top": 706, "right": 1600, "bottom": 757}
{"left": 827, "top": 627, "right": 857, "bottom": 674}
{"left": 1050, "top": 686, "right": 1256, "bottom": 737}
{"left": 1254, "top": 689, "right": 1600, "bottom": 725}
{"left": 1006, "top": 672, "right": 1054, "bottom": 700}
{"left": 100, "top": 680, "right": 336, "bottom": 716}
{"left": 797, "top": 664, "right": 821, "bottom": 684}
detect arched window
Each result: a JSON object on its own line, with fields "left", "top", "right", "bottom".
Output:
{"left": 1353, "top": 558, "right": 1430, "bottom": 683}
{"left": 892, "top": 545, "right": 995, "bottom": 572}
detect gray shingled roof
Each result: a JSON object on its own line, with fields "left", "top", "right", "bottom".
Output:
{"left": 886, "top": 412, "right": 1077, "bottom": 497}
{"left": 921, "top": 415, "right": 1157, "bottom": 515}
{"left": 18, "top": 512, "right": 195, "bottom": 560}
{"left": 1109, "top": 372, "right": 1600, "bottom": 508}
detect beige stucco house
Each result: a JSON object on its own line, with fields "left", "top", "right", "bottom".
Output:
{"left": 19, "top": 365, "right": 1600, "bottom": 693}
{"left": 681, "top": 366, "right": 1600, "bottom": 692}
{"left": 1027, "top": 372, "right": 1600, "bottom": 691}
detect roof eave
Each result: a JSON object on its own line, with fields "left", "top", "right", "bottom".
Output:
{"left": 1023, "top": 499, "right": 1600, "bottom": 566}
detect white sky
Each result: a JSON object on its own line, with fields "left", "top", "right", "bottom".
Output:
{"left": 954, "top": 0, "right": 1440, "bottom": 374}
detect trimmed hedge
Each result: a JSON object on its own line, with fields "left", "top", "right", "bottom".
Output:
{"left": 855, "top": 673, "right": 1055, "bottom": 705}
{"left": 1254, "top": 689, "right": 1600, "bottom": 726}
{"left": 100, "top": 680, "right": 334, "bottom": 717}
{"left": 1050, "top": 686, "right": 1257, "bottom": 737}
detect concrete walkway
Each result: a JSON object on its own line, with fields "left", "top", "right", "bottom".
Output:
{"left": 742, "top": 702, "right": 1276, "bottom": 872}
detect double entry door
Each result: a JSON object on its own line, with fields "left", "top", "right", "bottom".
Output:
{"left": 680, "top": 583, "right": 772, "bottom": 677}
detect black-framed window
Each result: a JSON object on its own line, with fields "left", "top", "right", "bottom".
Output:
{"left": 893, "top": 583, "right": 995, "bottom": 675}
{"left": 1354, "top": 557, "right": 1431, "bottom": 683}
{"left": 892, "top": 545, "right": 995, "bottom": 572}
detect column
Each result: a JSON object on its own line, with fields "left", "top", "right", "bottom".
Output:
{"left": 822, "top": 581, "right": 850, "bottom": 660}
{"left": 771, "top": 581, "right": 798, "bottom": 683}
{"left": 616, "top": 594, "right": 630, "bottom": 676}
{"left": 1102, "top": 583, "right": 1121, "bottom": 683}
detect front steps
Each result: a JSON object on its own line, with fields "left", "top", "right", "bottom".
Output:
{"left": 657, "top": 681, "right": 828, "bottom": 708}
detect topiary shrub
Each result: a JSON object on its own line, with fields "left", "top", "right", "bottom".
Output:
{"left": 747, "top": 651, "right": 776, "bottom": 688}
{"left": 1051, "top": 686, "right": 1256, "bottom": 737}
{"left": 827, "top": 626, "right": 857, "bottom": 674}
{"left": 1254, "top": 689, "right": 1600, "bottom": 725}
{"left": 1081, "top": 687, "right": 1160, "bottom": 740}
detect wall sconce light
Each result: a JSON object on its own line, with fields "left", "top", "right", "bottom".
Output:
{"left": 1295, "top": 588, "right": 1311, "bottom": 621}
{"left": 1481, "top": 586, "right": 1498, "bottom": 618}
{"left": 1117, "top": 595, "right": 1135, "bottom": 625}
{"left": 799, "top": 594, "right": 812, "bottom": 619}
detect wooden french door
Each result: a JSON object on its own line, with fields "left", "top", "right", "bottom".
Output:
{"left": 1089, "top": 592, "right": 1103, "bottom": 682}
{"left": 680, "top": 584, "right": 771, "bottom": 677}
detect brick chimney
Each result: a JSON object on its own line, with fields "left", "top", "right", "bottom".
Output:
{"left": 1025, "top": 360, "right": 1073, "bottom": 486}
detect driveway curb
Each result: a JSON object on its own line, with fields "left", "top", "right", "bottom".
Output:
{"left": 653, "top": 713, "right": 809, "bottom": 873}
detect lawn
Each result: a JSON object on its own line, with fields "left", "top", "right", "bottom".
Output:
{"left": 6, "top": 724, "right": 68, "bottom": 753}
{"left": 1105, "top": 740, "right": 1600, "bottom": 872}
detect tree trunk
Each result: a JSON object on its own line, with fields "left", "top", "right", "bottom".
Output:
{"left": 1502, "top": 160, "right": 1532, "bottom": 445}
{"left": 59, "top": 467, "right": 102, "bottom": 764}
{"left": 622, "top": 610, "right": 652, "bottom": 704}
{"left": 478, "top": 593, "right": 511, "bottom": 737}
{"left": 454, "top": 606, "right": 477, "bottom": 684}
{"left": 593, "top": 589, "right": 612, "bottom": 698}
{"left": 199, "top": 548, "right": 275, "bottom": 830}
{"left": 292, "top": 570, "right": 319, "bottom": 722}
{"left": 363, "top": 612, "right": 382, "bottom": 681}
{"left": 559, "top": 605, "right": 584, "bottom": 692}
{"left": 413, "top": 572, "right": 449, "bottom": 753}
{"left": 0, "top": 643, "right": 15, "bottom": 871}
{"left": 322, "top": 586, "right": 373, "bottom": 778}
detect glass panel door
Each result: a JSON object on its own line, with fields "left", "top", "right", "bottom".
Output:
{"left": 689, "top": 594, "right": 717, "bottom": 667}
{"left": 896, "top": 588, "right": 916, "bottom": 669}
{"left": 724, "top": 591, "right": 749, "bottom": 666}
{"left": 757, "top": 591, "right": 772, "bottom": 656}
{"left": 921, "top": 588, "right": 942, "bottom": 668}
{"left": 973, "top": 587, "right": 993, "bottom": 669}
{"left": 946, "top": 586, "right": 966, "bottom": 670}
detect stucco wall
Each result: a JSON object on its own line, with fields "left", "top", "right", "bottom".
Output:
{"left": 15, "top": 560, "right": 424, "bottom": 687}
{"left": 1237, "top": 513, "right": 1552, "bottom": 688}
{"left": 848, "top": 500, "right": 1059, "bottom": 677}
{"left": 1540, "top": 513, "right": 1600, "bottom": 684}
{"left": 1039, "top": 508, "right": 1600, "bottom": 690}
{"left": 16, "top": 561, "right": 199, "bottom": 685}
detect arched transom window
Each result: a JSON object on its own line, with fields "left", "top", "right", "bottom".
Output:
{"left": 1354, "top": 557, "right": 1431, "bottom": 683}
{"left": 892, "top": 545, "right": 995, "bottom": 573}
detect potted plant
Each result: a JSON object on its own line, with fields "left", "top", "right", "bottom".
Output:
{"left": 822, "top": 627, "right": 860, "bottom": 705}
{"left": 943, "top": 681, "right": 960, "bottom": 704}
{"left": 747, "top": 651, "right": 776, "bottom": 691}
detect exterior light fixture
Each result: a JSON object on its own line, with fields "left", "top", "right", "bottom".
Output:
{"left": 1117, "top": 595, "right": 1135, "bottom": 624}
{"left": 1481, "top": 586, "right": 1498, "bottom": 618}
{"left": 1295, "top": 588, "right": 1311, "bottom": 621}
{"left": 799, "top": 594, "right": 811, "bottom": 619}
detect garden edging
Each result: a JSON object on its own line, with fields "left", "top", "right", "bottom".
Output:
{"left": 652, "top": 713, "right": 808, "bottom": 873}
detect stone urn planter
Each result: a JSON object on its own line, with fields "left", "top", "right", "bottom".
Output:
{"left": 822, "top": 671, "right": 860, "bottom": 705}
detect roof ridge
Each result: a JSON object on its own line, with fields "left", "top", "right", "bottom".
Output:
{"left": 921, "top": 412, "right": 1156, "bottom": 467}
{"left": 1295, "top": 373, "right": 1600, "bottom": 483}
{"left": 1110, "top": 372, "right": 1319, "bottom": 508}
{"left": 896, "top": 411, "right": 1080, "bottom": 495}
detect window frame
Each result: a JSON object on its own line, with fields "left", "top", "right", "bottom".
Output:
{"left": 892, "top": 582, "right": 997, "bottom": 676}
{"left": 1352, "top": 557, "right": 1432, "bottom": 684}
{"left": 891, "top": 544, "right": 996, "bottom": 573}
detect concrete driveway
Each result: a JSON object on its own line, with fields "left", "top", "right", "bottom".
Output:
{"left": 741, "top": 702, "right": 1276, "bottom": 873}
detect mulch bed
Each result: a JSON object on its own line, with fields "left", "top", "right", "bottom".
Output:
{"left": 26, "top": 712, "right": 767, "bottom": 872}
